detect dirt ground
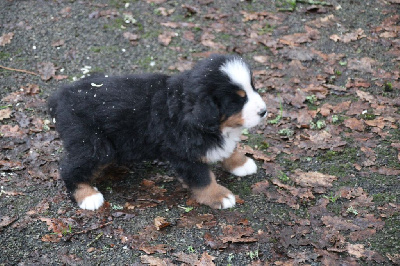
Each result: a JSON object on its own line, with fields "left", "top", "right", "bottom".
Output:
{"left": 1, "top": 0, "right": 399, "bottom": 265}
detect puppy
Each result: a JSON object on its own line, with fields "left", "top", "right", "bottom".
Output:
{"left": 48, "top": 54, "right": 267, "bottom": 210}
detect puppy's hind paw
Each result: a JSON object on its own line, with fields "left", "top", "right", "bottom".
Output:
{"left": 192, "top": 182, "right": 236, "bottom": 209}
{"left": 74, "top": 184, "right": 105, "bottom": 210}
{"left": 230, "top": 158, "right": 257, "bottom": 177}
{"left": 79, "top": 192, "right": 104, "bottom": 210}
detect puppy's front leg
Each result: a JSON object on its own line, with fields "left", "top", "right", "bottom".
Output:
{"left": 174, "top": 162, "right": 235, "bottom": 209}
{"left": 222, "top": 149, "right": 257, "bottom": 177}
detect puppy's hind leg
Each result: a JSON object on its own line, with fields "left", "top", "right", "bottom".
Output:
{"left": 60, "top": 157, "right": 105, "bottom": 210}
{"left": 173, "top": 162, "right": 236, "bottom": 209}
{"left": 222, "top": 149, "right": 257, "bottom": 177}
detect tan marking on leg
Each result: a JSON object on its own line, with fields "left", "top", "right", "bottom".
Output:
{"left": 222, "top": 149, "right": 247, "bottom": 172}
{"left": 191, "top": 172, "right": 234, "bottom": 209}
{"left": 221, "top": 111, "right": 244, "bottom": 129}
{"left": 73, "top": 183, "right": 99, "bottom": 204}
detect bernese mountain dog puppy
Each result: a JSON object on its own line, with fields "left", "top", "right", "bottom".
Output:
{"left": 48, "top": 54, "right": 267, "bottom": 211}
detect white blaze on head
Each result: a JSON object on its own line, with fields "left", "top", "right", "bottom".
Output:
{"left": 220, "top": 58, "right": 267, "bottom": 128}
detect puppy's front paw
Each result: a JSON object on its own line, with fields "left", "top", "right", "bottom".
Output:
{"left": 74, "top": 184, "right": 104, "bottom": 210}
{"left": 192, "top": 183, "right": 236, "bottom": 209}
{"left": 230, "top": 158, "right": 257, "bottom": 177}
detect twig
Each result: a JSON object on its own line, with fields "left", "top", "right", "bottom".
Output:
{"left": 63, "top": 221, "right": 113, "bottom": 241}
{"left": 0, "top": 65, "right": 39, "bottom": 76}
{"left": 297, "top": 0, "right": 332, "bottom": 6}
{"left": 87, "top": 232, "right": 104, "bottom": 247}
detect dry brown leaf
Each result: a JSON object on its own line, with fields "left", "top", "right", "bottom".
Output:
{"left": 140, "top": 255, "right": 171, "bottom": 265}
{"left": 344, "top": 118, "right": 365, "bottom": 132}
{"left": 155, "top": 7, "right": 175, "bottom": 16}
{"left": 348, "top": 57, "right": 377, "bottom": 73}
{"left": 195, "top": 252, "right": 216, "bottom": 266}
{"left": 0, "top": 216, "right": 17, "bottom": 229}
{"left": 321, "top": 216, "right": 360, "bottom": 231}
{"left": 364, "top": 117, "right": 386, "bottom": 129}
{"left": 139, "top": 244, "right": 170, "bottom": 254}
{"left": 220, "top": 225, "right": 258, "bottom": 243}
{"left": 158, "top": 31, "right": 175, "bottom": 46}
{"left": 347, "top": 243, "right": 365, "bottom": 258}
{"left": 0, "top": 125, "right": 25, "bottom": 138}
{"left": 253, "top": 55, "right": 270, "bottom": 64}
{"left": 201, "top": 32, "right": 226, "bottom": 51}
{"left": 251, "top": 180, "right": 269, "bottom": 194}
{"left": 330, "top": 28, "right": 366, "bottom": 43}
{"left": 51, "top": 39, "right": 65, "bottom": 47}
{"left": 0, "top": 32, "right": 14, "bottom": 46}
{"left": 123, "top": 32, "right": 140, "bottom": 45}
{"left": 292, "top": 170, "right": 337, "bottom": 193}
{"left": 0, "top": 108, "right": 12, "bottom": 121}
{"left": 37, "top": 62, "right": 56, "bottom": 81}
{"left": 173, "top": 252, "right": 199, "bottom": 264}
{"left": 145, "top": 0, "right": 166, "bottom": 3}
{"left": 22, "top": 83, "right": 40, "bottom": 95}
{"left": 154, "top": 216, "right": 170, "bottom": 231}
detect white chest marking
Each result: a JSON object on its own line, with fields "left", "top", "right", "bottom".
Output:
{"left": 206, "top": 127, "right": 242, "bottom": 163}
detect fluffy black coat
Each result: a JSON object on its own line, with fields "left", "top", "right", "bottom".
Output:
{"left": 48, "top": 55, "right": 248, "bottom": 197}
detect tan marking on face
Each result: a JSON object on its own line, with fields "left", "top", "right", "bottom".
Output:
{"left": 73, "top": 183, "right": 100, "bottom": 204}
{"left": 220, "top": 111, "right": 244, "bottom": 129}
{"left": 237, "top": 90, "right": 246, "bottom": 98}
{"left": 222, "top": 150, "right": 248, "bottom": 172}
{"left": 191, "top": 171, "right": 233, "bottom": 209}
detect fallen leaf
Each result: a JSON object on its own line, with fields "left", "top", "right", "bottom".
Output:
{"left": 22, "top": 83, "right": 40, "bottom": 95}
{"left": 321, "top": 216, "right": 360, "bottom": 231}
{"left": 140, "top": 255, "right": 171, "bottom": 265}
{"left": 139, "top": 244, "right": 170, "bottom": 254}
{"left": 158, "top": 31, "right": 176, "bottom": 46}
{"left": 347, "top": 243, "right": 365, "bottom": 258}
{"left": 39, "top": 217, "right": 70, "bottom": 235}
{"left": 251, "top": 180, "right": 269, "bottom": 194}
{"left": 0, "top": 108, "right": 12, "bottom": 121}
{"left": 0, "top": 216, "right": 17, "bottom": 229}
{"left": 154, "top": 216, "right": 170, "bottom": 231}
{"left": 0, "top": 32, "right": 14, "bottom": 46}
{"left": 0, "top": 125, "right": 25, "bottom": 138}
{"left": 155, "top": 7, "right": 175, "bottom": 16}
{"left": 51, "top": 39, "right": 65, "bottom": 47}
{"left": 37, "top": 62, "right": 56, "bottom": 81}
{"left": 145, "top": 0, "right": 166, "bottom": 3}
{"left": 201, "top": 31, "right": 226, "bottom": 51}
{"left": 292, "top": 170, "right": 337, "bottom": 193}
{"left": 220, "top": 225, "right": 258, "bottom": 243}
{"left": 123, "top": 32, "right": 140, "bottom": 45}
{"left": 348, "top": 57, "right": 377, "bottom": 73}
{"left": 344, "top": 118, "right": 365, "bottom": 132}
{"left": 195, "top": 252, "right": 215, "bottom": 266}
{"left": 330, "top": 28, "right": 366, "bottom": 43}
{"left": 173, "top": 252, "right": 199, "bottom": 264}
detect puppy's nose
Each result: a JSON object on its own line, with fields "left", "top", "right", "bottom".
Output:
{"left": 258, "top": 109, "right": 267, "bottom": 118}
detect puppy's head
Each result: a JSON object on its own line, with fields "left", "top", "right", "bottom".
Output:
{"left": 184, "top": 55, "right": 267, "bottom": 131}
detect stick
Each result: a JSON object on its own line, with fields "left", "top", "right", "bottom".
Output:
{"left": 0, "top": 65, "right": 39, "bottom": 76}
{"left": 297, "top": 0, "right": 332, "bottom": 6}
{"left": 87, "top": 232, "right": 104, "bottom": 247}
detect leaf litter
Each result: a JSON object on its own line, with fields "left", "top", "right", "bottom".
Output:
{"left": 1, "top": 0, "right": 400, "bottom": 265}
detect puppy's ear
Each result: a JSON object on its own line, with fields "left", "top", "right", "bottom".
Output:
{"left": 183, "top": 97, "right": 220, "bottom": 132}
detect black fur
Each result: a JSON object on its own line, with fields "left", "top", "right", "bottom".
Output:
{"left": 48, "top": 54, "right": 249, "bottom": 199}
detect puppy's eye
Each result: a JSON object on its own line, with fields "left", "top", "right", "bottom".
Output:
{"left": 236, "top": 90, "right": 246, "bottom": 98}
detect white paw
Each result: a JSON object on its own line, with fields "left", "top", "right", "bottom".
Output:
{"left": 221, "top": 193, "right": 236, "bottom": 209}
{"left": 230, "top": 158, "right": 257, "bottom": 176}
{"left": 79, "top": 190, "right": 104, "bottom": 210}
